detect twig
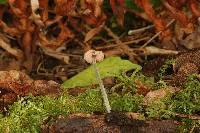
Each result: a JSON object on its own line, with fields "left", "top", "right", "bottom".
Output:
{"left": 189, "top": 125, "right": 195, "bottom": 133}
{"left": 104, "top": 26, "right": 135, "bottom": 57}
{"left": 175, "top": 113, "right": 200, "bottom": 120}
{"left": 38, "top": 44, "right": 69, "bottom": 64}
{"left": 141, "top": 19, "right": 175, "bottom": 48}
{"left": 128, "top": 25, "right": 154, "bottom": 35}
{"left": 141, "top": 46, "right": 179, "bottom": 55}
{"left": 0, "top": 38, "right": 23, "bottom": 60}
{"left": 95, "top": 37, "right": 150, "bottom": 50}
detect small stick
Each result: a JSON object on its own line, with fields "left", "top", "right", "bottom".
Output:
{"left": 141, "top": 19, "right": 175, "bottom": 48}
{"left": 128, "top": 25, "right": 154, "bottom": 35}
{"left": 175, "top": 113, "right": 200, "bottom": 120}
{"left": 95, "top": 37, "right": 150, "bottom": 50}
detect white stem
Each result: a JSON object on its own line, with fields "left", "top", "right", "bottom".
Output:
{"left": 92, "top": 59, "right": 111, "bottom": 113}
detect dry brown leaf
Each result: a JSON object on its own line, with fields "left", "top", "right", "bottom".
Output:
{"left": 0, "top": 70, "right": 61, "bottom": 104}
{"left": 84, "top": 24, "right": 104, "bottom": 42}
{"left": 38, "top": 43, "right": 69, "bottom": 64}
{"left": 135, "top": 80, "right": 150, "bottom": 96}
{"left": 181, "top": 32, "right": 200, "bottom": 49}
{"left": 82, "top": 0, "right": 107, "bottom": 26}
{"left": 110, "top": 0, "right": 125, "bottom": 26}
{"left": 85, "top": 0, "right": 104, "bottom": 17}
{"left": 94, "top": 0, "right": 104, "bottom": 17}
{"left": 0, "top": 38, "right": 23, "bottom": 60}
{"left": 55, "top": 0, "right": 77, "bottom": 16}
{"left": 143, "top": 87, "right": 179, "bottom": 106}
{"left": 30, "top": 0, "right": 44, "bottom": 27}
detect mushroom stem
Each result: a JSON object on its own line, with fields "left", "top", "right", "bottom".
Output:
{"left": 92, "top": 58, "right": 111, "bottom": 113}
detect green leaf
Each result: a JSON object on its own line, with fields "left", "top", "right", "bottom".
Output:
{"left": 0, "top": 0, "right": 6, "bottom": 4}
{"left": 62, "top": 56, "right": 141, "bottom": 89}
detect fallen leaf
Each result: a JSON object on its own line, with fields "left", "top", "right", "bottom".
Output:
{"left": 143, "top": 87, "right": 179, "bottom": 106}
{"left": 62, "top": 56, "right": 142, "bottom": 89}
{"left": 0, "top": 37, "right": 23, "bottom": 60}
{"left": 0, "top": 70, "right": 61, "bottom": 104}
{"left": 110, "top": 0, "right": 125, "bottom": 26}
{"left": 84, "top": 24, "right": 104, "bottom": 42}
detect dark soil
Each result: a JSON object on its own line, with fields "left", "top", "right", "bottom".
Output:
{"left": 42, "top": 113, "right": 178, "bottom": 133}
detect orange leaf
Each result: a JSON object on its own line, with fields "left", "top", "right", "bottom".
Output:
{"left": 189, "top": 0, "right": 200, "bottom": 17}
{"left": 110, "top": 0, "right": 125, "bottom": 26}
{"left": 164, "top": 1, "right": 190, "bottom": 27}
{"left": 84, "top": 24, "right": 104, "bottom": 42}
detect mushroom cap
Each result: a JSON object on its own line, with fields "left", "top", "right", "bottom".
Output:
{"left": 84, "top": 50, "right": 104, "bottom": 64}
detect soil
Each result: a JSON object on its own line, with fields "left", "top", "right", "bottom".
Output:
{"left": 42, "top": 113, "right": 178, "bottom": 133}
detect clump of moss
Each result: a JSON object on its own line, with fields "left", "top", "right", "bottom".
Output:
{"left": 76, "top": 89, "right": 143, "bottom": 113}
{"left": 75, "top": 89, "right": 105, "bottom": 113}
{"left": 146, "top": 74, "right": 200, "bottom": 116}
{"left": 145, "top": 94, "right": 175, "bottom": 119}
{"left": 110, "top": 93, "right": 143, "bottom": 112}
{"left": 0, "top": 95, "right": 74, "bottom": 133}
{"left": 157, "top": 59, "right": 175, "bottom": 79}
{"left": 178, "top": 118, "right": 200, "bottom": 133}
{"left": 112, "top": 72, "right": 155, "bottom": 95}
{"left": 0, "top": 89, "right": 144, "bottom": 132}
{"left": 171, "top": 75, "right": 200, "bottom": 114}
{"left": 145, "top": 74, "right": 200, "bottom": 131}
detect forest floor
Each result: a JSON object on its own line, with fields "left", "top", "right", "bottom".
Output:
{"left": 0, "top": 0, "right": 200, "bottom": 133}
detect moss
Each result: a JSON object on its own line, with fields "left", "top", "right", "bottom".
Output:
{"left": 110, "top": 93, "right": 143, "bottom": 112}
{"left": 0, "top": 96, "right": 73, "bottom": 133}
{"left": 145, "top": 99, "right": 174, "bottom": 119}
{"left": 0, "top": 73, "right": 199, "bottom": 132}
{"left": 112, "top": 72, "right": 156, "bottom": 94}
{"left": 0, "top": 89, "right": 144, "bottom": 132}
{"left": 171, "top": 75, "right": 200, "bottom": 114}
{"left": 75, "top": 89, "right": 105, "bottom": 113}
{"left": 157, "top": 59, "right": 175, "bottom": 79}
{"left": 178, "top": 118, "right": 200, "bottom": 133}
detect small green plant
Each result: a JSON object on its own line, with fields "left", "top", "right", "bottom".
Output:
{"left": 0, "top": 95, "right": 74, "bottom": 132}
{"left": 146, "top": 99, "right": 174, "bottom": 119}
{"left": 110, "top": 93, "right": 143, "bottom": 112}
{"left": 158, "top": 59, "right": 175, "bottom": 79}
{"left": 112, "top": 72, "right": 155, "bottom": 94}
{"left": 170, "top": 75, "right": 200, "bottom": 114}
{"left": 75, "top": 89, "right": 105, "bottom": 113}
{"left": 178, "top": 118, "right": 200, "bottom": 133}
{"left": 0, "top": 0, "right": 6, "bottom": 4}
